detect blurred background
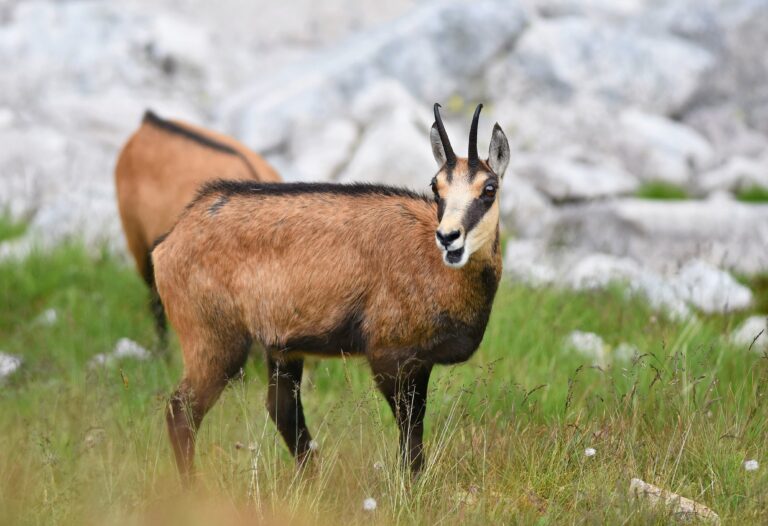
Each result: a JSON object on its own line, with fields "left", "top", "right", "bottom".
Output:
{"left": 1, "top": 0, "right": 767, "bottom": 317}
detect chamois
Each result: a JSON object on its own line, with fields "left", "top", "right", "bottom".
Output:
{"left": 153, "top": 103, "right": 510, "bottom": 482}
{"left": 115, "top": 110, "right": 281, "bottom": 348}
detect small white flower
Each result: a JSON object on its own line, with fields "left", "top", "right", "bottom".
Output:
{"left": 308, "top": 439, "right": 319, "bottom": 451}
{"left": 584, "top": 447, "right": 596, "bottom": 457}
{"left": 744, "top": 459, "right": 759, "bottom": 471}
{"left": 362, "top": 497, "right": 377, "bottom": 511}
{"left": 373, "top": 461, "right": 384, "bottom": 471}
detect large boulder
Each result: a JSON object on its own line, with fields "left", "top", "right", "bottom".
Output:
{"left": 616, "top": 109, "right": 714, "bottom": 186}
{"left": 697, "top": 156, "right": 768, "bottom": 194}
{"left": 218, "top": 0, "right": 528, "bottom": 151}
{"left": 496, "top": 16, "right": 714, "bottom": 115}
{"left": 551, "top": 198, "right": 768, "bottom": 275}
{"left": 337, "top": 107, "right": 434, "bottom": 188}
{"left": 512, "top": 151, "right": 638, "bottom": 202}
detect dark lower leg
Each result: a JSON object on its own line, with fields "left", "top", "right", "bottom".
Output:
{"left": 266, "top": 357, "right": 314, "bottom": 465}
{"left": 166, "top": 378, "right": 225, "bottom": 486}
{"left": 375, "top": 364, "right": 431, "bottom": 474}
{"left": 150, "top": 287, "right": 168, "bottom": 352}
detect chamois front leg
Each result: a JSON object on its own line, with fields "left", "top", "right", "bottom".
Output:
{"left": 372, "top": 360, "right": 432, "bottom": 474}
{"left": 265, "top": 356, "right": 314, "bottom": 466}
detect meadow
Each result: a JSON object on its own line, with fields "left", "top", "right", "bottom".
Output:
{"left": 0, "top": 219, "right": 766, "bottom": 525}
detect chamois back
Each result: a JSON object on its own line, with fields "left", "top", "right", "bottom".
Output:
{"left": 114, "top": 111, "right": 281, "bottom": 345}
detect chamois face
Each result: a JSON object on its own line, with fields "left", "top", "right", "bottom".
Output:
{"left": 429, "top": 104, "right": 510, "bottom": 268}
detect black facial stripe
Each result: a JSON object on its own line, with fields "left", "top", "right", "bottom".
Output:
{"left": 462, "top": 196, "right": 493, "bottom": 234}
{"left": 445, "top": 164, "right": 453, "bottom": 183}
{"left": 437, "top": 198, "right": 446, "bottom": 222}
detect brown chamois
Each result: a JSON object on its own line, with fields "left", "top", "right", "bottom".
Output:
{"left": 153, "top": 103, "right": 510, "bottom": 482}
{"left": 115, "top": 110, "right": 281, "bottom": 349}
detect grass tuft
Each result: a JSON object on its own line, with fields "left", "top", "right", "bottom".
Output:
{"left": 735, "top": 185, "right": 768, "bottom": 203}
{"left": 635, "top": 181, "right": 689, "bottom": 200}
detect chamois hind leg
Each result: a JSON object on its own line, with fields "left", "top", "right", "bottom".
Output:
{"left": 167, "top": 332, "right": 250, "bottom": 486}
{"left": 370, "top": 358, "right": 432, "bottom": 474}
{"left": 143, "top": 250, "right": 168, "bottom": 354}
{"left": 265, "top": 356, "right": 314, "bottom": 466}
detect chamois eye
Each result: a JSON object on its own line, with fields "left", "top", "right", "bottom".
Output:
{"left": 431, "top": 180, "right": 439, "bottom": 198}
{"left": 483, "top": 184, "right": 497, "bottom": 199}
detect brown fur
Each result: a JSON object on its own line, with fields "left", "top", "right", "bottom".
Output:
{"left": 153, "top": 109, "right": 508, "bottom": 483}
{"left": 114, "top": 111, "right": 281, "bottom": 346}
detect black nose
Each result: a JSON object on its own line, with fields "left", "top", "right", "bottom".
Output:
{"left": 436, "top": 229, "right": 461, "bottom": 248}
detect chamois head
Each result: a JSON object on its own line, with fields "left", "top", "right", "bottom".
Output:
{"left": 429, "top": 103, "right": 510, "bottom": 268}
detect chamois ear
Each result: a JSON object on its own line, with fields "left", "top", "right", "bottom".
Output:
{"left": 487, "top": 123, "right": 510, "bottom": 177}
{"left": 430, "top": 123, "right": 447, "bottom": 167}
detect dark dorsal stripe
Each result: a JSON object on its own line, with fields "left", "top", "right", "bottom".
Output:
{"left": 142, "top": 110, "right": 259, "bottom": 179}
{"left": 196, "top": 180, "right": 433, "bottom": 204}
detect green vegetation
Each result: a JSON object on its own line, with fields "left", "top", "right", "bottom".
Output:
{"left": 735, "top": 185, "right": 768, "bottom": 203}
{"left": 0, "top": 212, "right": 26, "bottom": 242}
{"left": 0, "top": 235, "right": 766, "bottom": 525}
{"left": 635, "top": 181, "right": 689, "bottom": 200}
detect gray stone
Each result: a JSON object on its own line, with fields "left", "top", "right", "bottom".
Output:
{"left": 552, "top": 199, "right": 768, "bottom": 275}
{"left": 563, "top": 330, "right": 608, "bottom": 367}
{"left": 289, "top": 118, "right": 359, "bottom": 182}
{"left": 499, "top": 173, "right": 556, "bottom": 237}
{"left": 337, "top": 108, "right": 434, "bottom": 189}
{"left": 671, "top": 259, "right": 753, "bottom": 314}
{"left": 507, "top": 17, "right": 714, "bottom": 115}
{"left": 730, "top": 315, "right": 768, "bottom": 353}
{"left": 617, "top": 109, "right": 714, "bottom": 185}
{"left": 0, "top": 352, "right": 21, "bottom": 381}
{"left": 219, "top": 0, "right": 528, "bottom": 150}
{"left": 697, "top": 156, "right": 768, "bottom": 194}
{"left": 513, "top": 152, "right": 638, "bottom": 202}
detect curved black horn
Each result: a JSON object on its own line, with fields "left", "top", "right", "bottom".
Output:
{"left": 468, "top": 103, "right": 483, "bottom": 167}
{"left": 433, "top": 103, "right": 456, "bottom": 166}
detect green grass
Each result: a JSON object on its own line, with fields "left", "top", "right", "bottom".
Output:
{"left": 0, "top": 212, "right": 26, "bottom": 242}
{"left": 635, "top": 181, "right": 689, "bottom": 200}
{"left": 1, "top": 238, "right": 767, "bottom": 525}
{"left": 735, "top": 186, "right": 768, "bottom": 203}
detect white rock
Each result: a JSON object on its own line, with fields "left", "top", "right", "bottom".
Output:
{"left": 337, "top": 108, "right": 434, "bottom": 189}
{"left": 35, "top": 308, "right": 58, "bottom": 326}
{"left": 618, "top": 109, "right": 714, "bottom": 185}
{"left": 499, "top": 173, "right": 555, "bottom": 238}
{"left": 348, "top": 79, "right": 429, "bottom": 128}
{"left": 563, "top": 331, "right": 608, "bottom": 367}
{"left": 565, "top": 253, "right": 643, "bottom": 291}
{"left": 0, "top": 107, "right": 14, "bottom": 128}
{"left": 744, "top": 459, "right": 759, "bottom": 472}
{"left": 629, "top": 478, "right": 720, "bottom": 524}
{"left": 503, "top": 240, "right": 558, "bottom": 287}
{"left": 697, "top": 156, "right": 768, "bottom": 194}
{"left": 220, "top": 1, "right": 528, "bottom": 148}
{"left": 0, "top": 352, "right": 22, "bottom": 381}
{"left": 509, "top": 17, "right": 714, "bottom": 115}
{"left": 551, "top": 199, "right": 768, "bottom": 275}
{"left": 532, "top": 0, "right": 648, "bottom": 19}
{"left": 672, "top": 260, "right": 752, "bottom": 314}
{"left": 584, "top": 447, "right": 597, "bottom": 457}
{"left": 90, "top": 338, "right": 151, "bottom": 367}
{"left": 513, "top": 153, "right": 638, "bottom": 202}
{"left": 112, "top": 338, "right": 151, "bottom": 360}
{"left": 362, "top": 497, "right": 377, "bottom": 511}
{"left": 614, "top": 342, "right": 639, "bottom": 363}
{"left": 145, "top": 14, "right": 212, "bottom": 75}
{"left": 730, "top": 315, "right": 768, "bottom": 353}
{"left": 289, "top": 118, "right": 359, "bottom": 182}
{"left": 684, "top": 104, "right": 768, "bottom": 161}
